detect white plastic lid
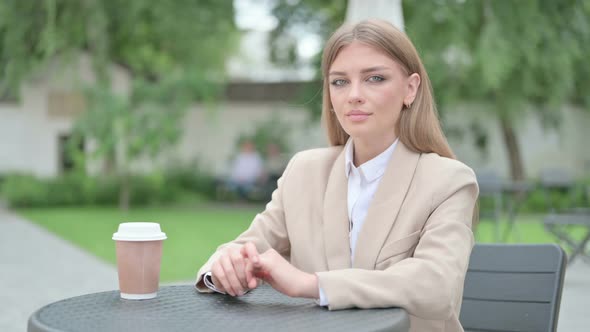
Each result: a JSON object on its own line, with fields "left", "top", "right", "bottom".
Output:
{"left": 112, "top": 222, "right": 167, "bottom": 241}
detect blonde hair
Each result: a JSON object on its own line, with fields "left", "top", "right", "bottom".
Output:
{"left": 321, "top": 19, "right": 455, "bottom": 159}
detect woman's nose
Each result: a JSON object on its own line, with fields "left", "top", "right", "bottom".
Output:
{"left": 347, "top": 82, "right": 365, "bottom": 105}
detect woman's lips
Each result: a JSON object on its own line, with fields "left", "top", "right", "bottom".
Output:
{"left": 347, "top": 110, "right": 371, "bottom": 122}
{"left": 348, "top": 114, "right": 370, "bottom": 122}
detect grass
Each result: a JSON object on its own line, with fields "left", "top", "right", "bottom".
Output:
{"left": 20, "top": 206, "right": 588, "bottom": 282}
{"left": 20, "top": 204, "right": 262, "bottom": 282}
{"left": 475, "top": 215, "right": 558, "bottom": 243}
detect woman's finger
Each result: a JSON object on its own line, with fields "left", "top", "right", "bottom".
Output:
{"left": 241, "top": 242, "right": 259, "bottom": 263}
{"left": 210, "top": 274, "right": 226, "bottom": 293}
{"left": 220, "top": 254, "right": 244, "bottom": 296}
{"left": 250, "top": 252, "right": 273, "bottom": 281}
{"left": 244, "top": 260, "right": 258, "bottom": 289}
{"left": 230, "top": 250, "right": 248, "bottom": 290}
{"left": 211, "top": 262, "right": 230, "bottom": 294}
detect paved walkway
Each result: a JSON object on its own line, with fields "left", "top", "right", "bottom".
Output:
{"left": 0, "top": 208, "right": 118, "bottom": 332}
{"left": 557, "top": 259, "right": 590, "bottom": 331}
{"left": 1, "top": 206, "right": 588, "bottom": 331}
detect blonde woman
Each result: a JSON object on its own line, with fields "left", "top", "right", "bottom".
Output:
{"left": 196, "top": 19, "right": 479, "bottom": 332}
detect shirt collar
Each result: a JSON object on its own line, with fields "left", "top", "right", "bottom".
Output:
{"left": 344, "top": 137, "right": 399, "bottom": 182}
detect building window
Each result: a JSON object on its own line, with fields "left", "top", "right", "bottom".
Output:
{"left": 58, "top": 134, "right": 85, "bottom": 173}
{"left": 48, "top": 91, "right": 86, "bottom": 118}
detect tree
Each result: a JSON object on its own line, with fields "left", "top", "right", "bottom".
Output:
{"left": 1, "top": 0, "right": 237, "bottom": 89}
{"left": 0, "top": 0, "right": 238, "bottom": 209}
{"left": 73, "top": 76, "right": 196, "bottom": 210}
{"left": 268, "top": 0, "right": 590, "bottom": 181}
{"left": 404, "top": 0, "right": 590, "bottom": 180}
{"left": 269, "top": 0, "right": 347, "bottom": 120}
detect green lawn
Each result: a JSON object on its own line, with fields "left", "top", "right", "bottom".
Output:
{"left": 20, "top": 206, "right": 585, "bottom": 282}
{"left": 20, "top": 205, "right": 262, "bottom": 282}
{"left": 474, "top": 215, "right": 558, "bottom": 243}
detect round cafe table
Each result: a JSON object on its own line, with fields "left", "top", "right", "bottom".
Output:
{"left": 28, "top": 284, "right": 410, "bottom": 332}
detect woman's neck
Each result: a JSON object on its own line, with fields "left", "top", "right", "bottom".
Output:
{"left": 352, "top": 134, "right": 398, "bottom": 167}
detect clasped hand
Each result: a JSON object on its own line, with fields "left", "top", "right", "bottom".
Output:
{"left": 210, "top": 242, "right": 319, "bottom": 299}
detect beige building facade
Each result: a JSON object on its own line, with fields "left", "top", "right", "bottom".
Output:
{"left": 0, "top": 55, "right": 588, "bottom": 180}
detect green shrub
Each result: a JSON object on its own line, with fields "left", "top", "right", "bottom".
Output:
{"left": 94, "top": 176, "right": 119, "bottom": 205}
{"left": 478, "top": 178, "right": 589, "bottom": 215}
{"left": 0, "top": 167, "right": 216, "bottom": 208}
{"left": 520, "top": 189, "right": 547, "bottom": 213}
{"left": 45, "top": 173, "right": 96, "bottom": 206}
{"left": 163, "top": 161, "right": 217, "bottom": 200}
{"left": 0, "top": 174, "right": 50, "bottom": 207}
{"left": 129, "top": 172, "right": 180, "bottom": 205}
{"left": 519, "top": 181, "right": 589, "bottom": 213}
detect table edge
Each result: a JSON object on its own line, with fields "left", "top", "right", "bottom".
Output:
{"left": 27, "top": 285, "right": 411, "bottom": 332}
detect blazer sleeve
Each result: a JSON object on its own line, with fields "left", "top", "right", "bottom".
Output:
{"left": 316, "top": 164, "right": 479, "bottom": 320}
{"left": 195, "top": 153, "right": 299, "bottom": 292}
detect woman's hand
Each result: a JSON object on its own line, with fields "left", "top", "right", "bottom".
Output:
{"left": 210, "top": 243, "right": 260, "bottom": 296}
{"left": 243, "top": 248, "right": 319, "bottom": 299}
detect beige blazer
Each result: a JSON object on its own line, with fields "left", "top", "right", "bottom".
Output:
{"left": 196, "top": 142, "right": 479, "bottom": 332}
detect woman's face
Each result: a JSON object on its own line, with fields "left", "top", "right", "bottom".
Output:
{"left": 328, "top": 41, "right": 420, "bottom": 144}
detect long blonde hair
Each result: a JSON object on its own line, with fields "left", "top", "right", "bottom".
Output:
{"left": 321, "top": 19, "right": 455, "bottom": 159}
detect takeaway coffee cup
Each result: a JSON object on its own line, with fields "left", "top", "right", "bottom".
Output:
{"left": 112, "top": 222, "right": 166, "bottom": 300}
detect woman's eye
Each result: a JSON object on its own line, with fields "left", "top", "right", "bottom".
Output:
{"left": 367, "top": 75, "right": 385, "bottom": 83}
{"left": 330, "top": 79, "right": 347, "bottom": 86}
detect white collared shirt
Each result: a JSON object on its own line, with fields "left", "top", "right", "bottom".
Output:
{"left": 345, "top": 138, "right": 398, "bottom": 258}
{"left": 317, "top": 137, "right": 398, "bottom": 305}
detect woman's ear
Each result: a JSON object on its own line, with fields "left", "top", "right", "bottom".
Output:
{"left": 404, "top": 73, "right": 421, "bottom": 105}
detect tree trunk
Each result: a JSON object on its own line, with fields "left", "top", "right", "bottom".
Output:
{"left": 499, "top": 117, "right": 525, "bottom": 181}
{"left": 114, "top": 118, "right": 130, "bottom": 211}
{"left": 102, "top": 152, "right": 116, "bottom": 175}
{"left": 119, "top": 173, "right": 130, "bottom": 211}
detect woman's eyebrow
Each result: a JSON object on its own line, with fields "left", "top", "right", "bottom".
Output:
{"left": 360, "top": 66, "right": 390, "bottom": 73}
{"left": 328, "top": 66, "right": 391, "bottom": 76}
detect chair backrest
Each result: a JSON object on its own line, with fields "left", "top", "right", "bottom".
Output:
{"left": 476, "top": 171, "right": 504, "bottom": 194}
{"left": 539, "top": 168, "right": 573, "bottom": 189}
{"left": 476, "top": 171, "right": 504, "bottom": 219}
{"left": 460, "top": 244, "right": 567, "bottom": 332}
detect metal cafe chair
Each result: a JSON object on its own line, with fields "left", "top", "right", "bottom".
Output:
{"left": 460, "top": 244, "right": 567, "bottom": 332}
{"left": 544, "top": 212, "right": 590, "bottom": 265}
{"left": 539, "top": 168, "right": 590, "bottom": 264}
{"left": 475, "top": 171, "right": 504, "bottom": 241}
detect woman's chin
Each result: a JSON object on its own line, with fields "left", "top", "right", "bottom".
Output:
{"left": 343, "top": 127, "right": 373, "bottom": 140}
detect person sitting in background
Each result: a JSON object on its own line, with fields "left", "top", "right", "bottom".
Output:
{"left": 264, "top": 143, "right": 287, "bottom": 184}
{"left": 225, "top": 139, "right": 264, "bottom": 200}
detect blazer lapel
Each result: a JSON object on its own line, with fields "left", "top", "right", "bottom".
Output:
{"left": 352, "top": 142, "right": 421, "bottom": 269}
{"left": 322, "top": 147, "right": 352, "bottom": 270}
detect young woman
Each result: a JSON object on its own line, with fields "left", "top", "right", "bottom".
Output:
{"left": 196, "top": 19, "right": 479, "bottom": 332}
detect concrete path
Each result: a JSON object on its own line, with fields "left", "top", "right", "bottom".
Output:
{"left": 0, "top": 208, "right": 118, "bottom": 332}
{"left": 0, "top": 206, "right": 588, "bottom": 331}
{"left": 558, "top": 259, "right": 590, "bottom": 331}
